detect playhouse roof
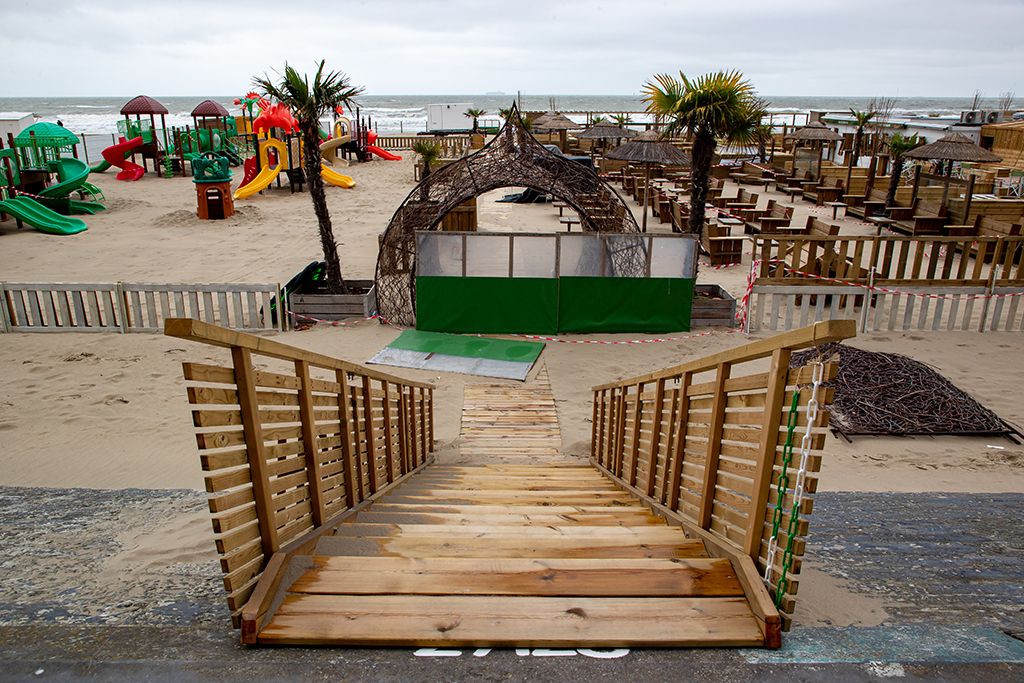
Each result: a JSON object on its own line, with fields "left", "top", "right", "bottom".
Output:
{"left": 13, "top": 122, "right": 79, "bottom": 146}
{"left": 121, "top": 95, "right": 169, "bottom": 115}
{"left": 191, "top": 99, "right": 230, "bottom": 118}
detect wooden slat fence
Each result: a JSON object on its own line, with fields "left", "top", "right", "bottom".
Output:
{"left": 376, "top": 135, "right": 471, "bottom": 157}
{"left": 166, "top": 318, "right": 434, "bottom": 627}
{"left": 591, "top": 320, "right": 856, "bottom": 625}
{"left": 747, "top": 235, "right": 1024, "bottom": 332}
{"left": 1, "top": 282, "right": 281, "bottom": 333}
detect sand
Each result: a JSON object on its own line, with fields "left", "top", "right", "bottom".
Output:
{"left": 2, "top": 152, "right": 1023, "bottom": 629}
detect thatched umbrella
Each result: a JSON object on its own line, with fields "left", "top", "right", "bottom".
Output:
{"left": 576, "top": 123, "right": 637, "bottom": 154}
{"left": 605, "top": 130, "right": 692, "bottom": 232}
{"left": 904, "top": 131, "right": 1003, "bottom": 203}
{"left": 535, "top": 113, "right": 582, "bottom": 152}
{"left": 785, "top": 121, "right": 843, "bottom": 178}
{"left": 904, "top": 131, "right": 1002, "bottom": 167}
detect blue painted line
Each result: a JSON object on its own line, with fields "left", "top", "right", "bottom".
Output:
{"left": 742, "top": 626, "right": 1024, "bottom": 664}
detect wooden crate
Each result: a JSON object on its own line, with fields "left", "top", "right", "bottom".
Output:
{"left": 691, "top": 284, "right": 736, "bottom": 328}
{"left": 288, "top": 280, "right": 376, "bottom": 323}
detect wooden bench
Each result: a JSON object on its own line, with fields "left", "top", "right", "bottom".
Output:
{"left": 745, "top": 201, "right": 793, "bottom": 234}
{"left": 945, "top": 215, "right": 1023, "bottom": 262}
{"left": 844, "top": 188, "right": 889, "bottom": 220}
{"left": 889, "top": 200, "right": 948, "bottom": 236}
{"left": 802, "top": 177, "right": 844, "bottom": 206}
{"left": 703, "top": 222, "right": 745, "bottom": 266}
{"left": 713, "top": 187, "right": 758, "bottom": 210}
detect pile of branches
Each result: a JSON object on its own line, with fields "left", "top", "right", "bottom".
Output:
{"left": 790, "top": 343, "right": 1009, "bottom": 437}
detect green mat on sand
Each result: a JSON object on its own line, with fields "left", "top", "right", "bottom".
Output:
{"left": 387, "top": 329, "right": 543, "bottom": 363}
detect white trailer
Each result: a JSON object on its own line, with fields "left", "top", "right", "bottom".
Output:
{"left": 427, "top": 103, "right": 473, "bottom": 133}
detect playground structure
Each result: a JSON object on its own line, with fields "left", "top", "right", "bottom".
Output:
{"left": 0, "top": 122, "right": 104, "bottom": 235}
{"left": 192, "top": 152, "right": 235, "bottom": 220}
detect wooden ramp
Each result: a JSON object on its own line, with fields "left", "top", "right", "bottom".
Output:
{"left": 250, "top": 462, "right": 777, "bottom": 648}
{"left": 459, "top": 365, "right": 563, "bottom": 464}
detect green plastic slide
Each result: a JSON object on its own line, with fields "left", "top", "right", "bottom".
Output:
{"left": 0, "top": 196, "right": 87, "bottom": 235}
{"left": 91, "top": 159, "right": 112, "bottom": 173}
{"left": 40, "top": 158, "right": 90, "bottom": 198}
{"left": 68, "top": 199, "right": 106, "bottom": 215}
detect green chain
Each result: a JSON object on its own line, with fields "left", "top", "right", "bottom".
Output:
{"left": 767, "top": 389, "right": 801, "bottom": 607}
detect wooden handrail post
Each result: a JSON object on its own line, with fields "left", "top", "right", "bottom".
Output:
{"left": 232, "top": 347, "right": 279, "bottom": 556}
{"left": 743, "top": 348, "right": 791, "bottom": 559}
{"left": 427, "top": 387, "right": 434, "bottom": 453}
{"left": 614, "top": 387, "right": 627, "bottom": 477}
{"left": 361, "top": 375, "right": 378, "bottom": 495}
{"left": 628, "top": 381, "right": 644, "bottom": 486}
{"left": 296, "top": 360, "right": 326, "bottom": 527}
{"left": 666, "top": 372, "right": 692, "bottom": 511}
{"left": 381, "top": 382, "right": 396, "bottom": 485}
{"left": 397, "top": 387, "right": 410, "bottom": 474}
{"left": 590, "top": 389, "right": 600, "bottom": 463}
{"left": 698, "top": 363, "right": 731, "bottom": 529}
{"left": 335, "top": 369, "right": 358, "bottom": 508}
{"left": 645, "top": 378, "right": 666, "bottom": 497}
{"left": 409, "top": 387, "right": 420, "bottom": 468}
{"left": 419, "top": 387, "right": 428, "bottom": 457}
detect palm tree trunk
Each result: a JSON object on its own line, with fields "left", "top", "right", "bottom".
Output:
{"left": 302, "top": 122, "right": 348, "bottom": 294}
{"left": 688, "top": 131, "right": 716, "bottom": 240}
{"left": 852, "top": 128, "right": 863, "bottom": 167}
{"left": 886, "top": 156, "right": 904, "bottom": 208}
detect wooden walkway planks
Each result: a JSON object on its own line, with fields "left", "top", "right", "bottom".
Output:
{"left": 459, "top": 366, "right": 564, "bottom": 463}
{"left": 248, "top": 365, "right": 778, "bottom": 649}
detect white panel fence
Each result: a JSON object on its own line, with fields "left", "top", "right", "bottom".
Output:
{"left": 0, "top": 282, "right": 281, "bottom": 333}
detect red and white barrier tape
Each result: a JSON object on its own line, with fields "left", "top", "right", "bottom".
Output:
{"left": 511, "top": 329, "right": 738, "bottom": 345}
{"left": 285, "top": 310, "right": 380, "bottom": 327}
{"left": 737, "top": 258, "right": 1024, "bottom": 330}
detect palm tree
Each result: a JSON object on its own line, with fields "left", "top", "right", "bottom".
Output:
{"left": 643, "top": 70, "right": 762, "bottom": 238}
{"left": 465, "top": 108, "right": 486, "bottom": 135}
{"left": 412, "top": 139, "right": 440, "bottom": 182}
{"left": 885, "top": 133, "right": 923, "bottom": 208}
{"left": 255, "top": 61, "right": 363, "bottom": 294}
{"left": 849, "top": 108, "right": 876, "bottom": 165}
{"left": 611, "top": 113, "right": 633, "bottom": 126}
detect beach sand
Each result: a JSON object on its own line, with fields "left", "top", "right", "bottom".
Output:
{"left": 2, "top": 154, "right": 1023, "bottom": 630}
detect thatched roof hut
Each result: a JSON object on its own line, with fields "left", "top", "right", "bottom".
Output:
{"left": 904, "top": 132, "right": 1003, "bottom": 163}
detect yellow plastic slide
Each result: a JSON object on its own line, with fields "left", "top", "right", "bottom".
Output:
{"left": 234, "top": 139, "right": 288, "bottom": 200}
{"left": 321, "top": 164, "right": 355, "bottom": 188}
{"left": 319, "top": 117, "right": 352, "bottom": 167}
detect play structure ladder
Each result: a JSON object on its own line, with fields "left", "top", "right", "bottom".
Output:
{"left": 458, "top": 365, "right": 563, "bottom": 464}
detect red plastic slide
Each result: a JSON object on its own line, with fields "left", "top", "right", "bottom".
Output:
{"left": 366, "top": 144, "right": 402, "bottom": 161}
{"left": 102, "top": 137, "right": 145, "bottom": 181}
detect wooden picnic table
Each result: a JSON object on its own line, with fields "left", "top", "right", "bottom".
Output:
{"left": 824, "top": 201, "right": 847, "bottom": 220}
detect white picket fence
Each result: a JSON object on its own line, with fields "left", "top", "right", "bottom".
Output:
{"left": 0, "top": 282, "right": 282, "bottom": 333}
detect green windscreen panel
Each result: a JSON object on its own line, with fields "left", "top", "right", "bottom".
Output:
{"left": 416, "top": 277, "right": 558, "bottom": 334}
{"left": 558, "top": 277, "right": 694, "bottom": 333}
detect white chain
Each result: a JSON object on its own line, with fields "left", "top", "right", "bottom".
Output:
{"left": 763, "top": 360, "right": 824, "bottom": 586}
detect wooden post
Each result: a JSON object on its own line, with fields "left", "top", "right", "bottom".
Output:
{"left": 232, "top": 347, "right": 279, "bottom": 556}
{"left": 645, "top": 378, "right": 666, "bottom": 497}
{"left": 428, "top": 387, "right": 434, "bottom": 453}
{"left": 419, "top": 387, "right": 428, "bottom": 458}
{"left": 963, "top": 174, "right": 975, "bottom": 225}
{"left": 666, "top": 372, "right": 692, "bottom": 511}
{"left": 381, "top": 382, "right": 396, "bottom": 484}
{"left": 911, "top": 164, "right": 922, "bottom": 205}
{"left": 614, "top": 386, "right": 627, "bottom": 477}
{"left": 698, "top": 363, "right": 731, "bottom": 529}
{"left": 743, "top": 349, "right": 791, "bottom": 559}
{"left": 591, "top": 390, "right": 602, "bottom": 463}
{"left": 296, "top": 360, "right": 326, "bottom": 527}
{"left": 628, "top": 381, "right": 644, "bottom": 486}
{"left": 397, "top": 387, "right": 410, "bottom": 474}
{"left": 866, "top": 155, "right": 877, "bottom": 195}
{"left": 409, "top": 387, "right": 420, "bottom": 468}
{"left": 361, "top": 375, "right": 378, "bottom": 494}
{"left": 335, "top": 369, "right": 358, "bottom": 508}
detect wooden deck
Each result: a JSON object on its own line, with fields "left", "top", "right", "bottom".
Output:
{"left": 253, "top": 463, "right": 770, "bottom": 647}
{"left": 246, "top": 369, "right": 778, "bottom": 648}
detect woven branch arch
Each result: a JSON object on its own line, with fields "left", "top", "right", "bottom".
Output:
{"left": 374, "top": 104, "right": 644, "bottom": 326}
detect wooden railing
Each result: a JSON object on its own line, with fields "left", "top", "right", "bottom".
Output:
{"left": 377, "top": 134, "right": 471, "bottom": 157}
{"left": 166, "top": 319, "right": 434, "bottom": 627}
{"left": 591, "top": 320, "right": 856, "bottom": 625}
{"left": 1, "top": 282, "right": 281, "bottom": 333}
{"left": 748, "top": 235, "right": 1024, "bottom": 332}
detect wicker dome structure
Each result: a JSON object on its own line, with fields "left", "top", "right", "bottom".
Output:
{"left": 374, "top": 104, "right": 644, "bottom": 327}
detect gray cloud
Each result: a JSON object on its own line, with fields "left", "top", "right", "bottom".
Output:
{"left": 0, "top": 0, "right": 1020, "bottom": 96}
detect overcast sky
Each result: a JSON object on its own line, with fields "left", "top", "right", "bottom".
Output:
{"left": 2, "top": 0, "right": 1022, "bottom": 98}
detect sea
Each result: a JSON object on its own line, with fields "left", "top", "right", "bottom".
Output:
{"left": 0, "top": 94, "right": 1005, "bottom": 161}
